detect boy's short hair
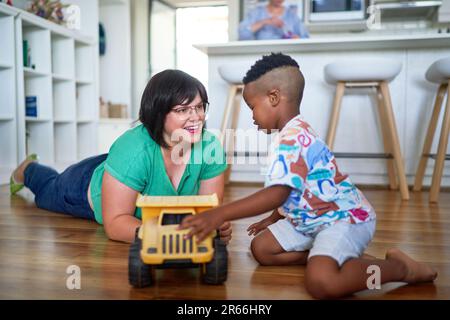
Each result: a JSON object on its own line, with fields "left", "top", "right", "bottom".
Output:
{"left": 139, "top": 69, "right": 208, "bottom": 148}
{"left": 243, "top": 52, "right": 300, "bottom": 84}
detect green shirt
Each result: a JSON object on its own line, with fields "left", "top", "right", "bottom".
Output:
{"left": 90, "top": 124, "right": 227, "bottom": 224}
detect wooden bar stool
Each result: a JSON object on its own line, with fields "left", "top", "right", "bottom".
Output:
{"left": 413, "top": 56, "right": 450, "bottom": 203}
{"left": 218, "top": 64, "right": 247, "bottom": 184}
{"left": 324, "top": 58, "right": 410, "bottom": 200}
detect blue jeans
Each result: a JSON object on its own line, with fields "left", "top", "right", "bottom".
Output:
{"left": 24, "top": 154, "right": 108, "bottom": 220}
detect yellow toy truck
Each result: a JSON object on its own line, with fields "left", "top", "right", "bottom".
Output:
{"left": 128, "top": 193, "right": 228, "bottom": 287}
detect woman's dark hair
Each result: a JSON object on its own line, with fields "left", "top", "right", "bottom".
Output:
{"left": 139, "top": 69, "right": 208, "bottom": 148}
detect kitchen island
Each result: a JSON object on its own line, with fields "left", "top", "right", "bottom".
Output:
{"left": 196, "top": 33, "right": 450, "bottom": 186}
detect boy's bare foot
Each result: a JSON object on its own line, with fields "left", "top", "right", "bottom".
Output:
{"left": 386, "top": 248, "right": 438, "bottom": 283}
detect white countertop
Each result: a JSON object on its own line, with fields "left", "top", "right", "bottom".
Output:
{"left": 195, "top": 33, "right": 450, "bottom": 55}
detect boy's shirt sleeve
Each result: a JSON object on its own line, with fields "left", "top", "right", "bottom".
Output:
{"left": 264, "top": 130, "right": 308, "bottom": 192}
{"left": 199, "top": 131, "right": 228, "bottom": 181}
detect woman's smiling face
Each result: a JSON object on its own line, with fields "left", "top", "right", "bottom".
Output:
{"left": 163, "top": 93, "right": 206, "bottom": 146}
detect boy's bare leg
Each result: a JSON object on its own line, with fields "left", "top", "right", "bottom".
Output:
{"left": 250, "top": 229, "right": 309, "bottom": 265}
{"left": 305, "top": 248, "right": 437, "bottom": 299}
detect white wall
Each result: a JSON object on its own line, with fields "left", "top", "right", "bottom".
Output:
{"left": 99, "top": 0, "right": 131, "bottom": 109}
{"left": 5, "top": 0, "right": 27, "bottom": 10}
{"left": 439, "top": 0, "right": 450, "bottom": 23}
{"left": 227, "top": 0, "right": 240, "bottom": 41}
{"left": 65, "top": 0, "right": 99, "bottom": 40}
{"left": 130, "top": 0, "right": 150, "bottom": 118}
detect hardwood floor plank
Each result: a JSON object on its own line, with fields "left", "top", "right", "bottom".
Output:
{"left": 0, "top": 184, "right": 449, "bottom": 299}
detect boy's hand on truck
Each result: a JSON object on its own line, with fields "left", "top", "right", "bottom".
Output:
{"left": 178, "top": 209, "right": 224, "bottom": 243}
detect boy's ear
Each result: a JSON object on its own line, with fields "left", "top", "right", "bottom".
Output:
{"left": 267, "top": 89, "right": 280, "bottom": 106}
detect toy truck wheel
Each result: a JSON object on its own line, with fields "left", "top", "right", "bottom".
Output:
{"left": 201, "top": 237, "right": 228, "bottom": 285}
{"left": 129, "top": 235, "right": 154, "bottom": 288}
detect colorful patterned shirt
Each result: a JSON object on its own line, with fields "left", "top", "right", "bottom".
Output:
{"left": 264, "top": 115, "right": 376, "bottom": 236}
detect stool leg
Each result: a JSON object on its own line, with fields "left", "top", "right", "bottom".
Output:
{"left": 224, "top": 87, "right": 243, "bottom": 185}
{"left": 223, "top": 164, "right": 232, "bottom": 185}
{"left": 379, "top": 81, "right": 410, "bottom": 200}
{"left": 220, "top": 85, "right": 239, "bottom": 146}
{"left": 376, "top": 86, "right": 398, "bottom": 190}
{"left": 326, "top": 82, "right": 345, "bottom": 149}
{"left": 430, "top": 81, "right": 450, "bottom": 203}
{"left": 220, "top": 85, "right": 238, "bottom": 185}
{"left": 413, "top": 84, "right": 447, "bottom": 192}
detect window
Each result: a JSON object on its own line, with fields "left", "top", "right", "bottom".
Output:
{"left": 176, "top": 6, "right": 228, "bottom": 87}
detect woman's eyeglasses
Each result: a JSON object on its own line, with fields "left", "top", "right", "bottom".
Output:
{"left": 172, "top": 102, "right": 209, "bottom": 120}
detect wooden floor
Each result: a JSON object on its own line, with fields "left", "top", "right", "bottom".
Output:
{"left": 1, "top": 183, "right": 449, "bottom": 300}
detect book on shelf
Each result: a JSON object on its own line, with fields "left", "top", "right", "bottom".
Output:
{"left": 25, "top": 96, "right": 38, "bottom": 117}
{"left": 22, "top": 40, "right": 32, "bottom": 68}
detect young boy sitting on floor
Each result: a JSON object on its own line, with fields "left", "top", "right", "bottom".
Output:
{"left": 179, "top": 53, "right": 437, "bottom": 299}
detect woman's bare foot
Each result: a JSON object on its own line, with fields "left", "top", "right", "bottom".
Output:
{"left": 12, "top": 156, "right": 37, "bottom": 184}
{"left": 386, "top": 248, "right": 438, "bottom": 283}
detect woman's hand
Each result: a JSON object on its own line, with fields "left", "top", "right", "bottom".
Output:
{"left": 252, "top": 16, "right": 284, "bottom": 33}
{"left": 247, "top": 209, "right": 283, "bottom": 236}
{"left": 265, "top": 16, "right": 284, "bottom": 28}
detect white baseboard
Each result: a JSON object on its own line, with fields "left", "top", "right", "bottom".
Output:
{"left": 229, "top": 163, "right": 450, "bottom": 187}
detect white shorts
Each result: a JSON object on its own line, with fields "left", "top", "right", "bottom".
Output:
{"left": 267, "top": 218, "right": 376, "bottom": 266}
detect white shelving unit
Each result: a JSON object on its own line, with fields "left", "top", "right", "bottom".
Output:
{"left": 0, "top": 6, "right": 18, "bottom": 184}
{"left": 0, "top": 3, "right": 98, "bottom": 184}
